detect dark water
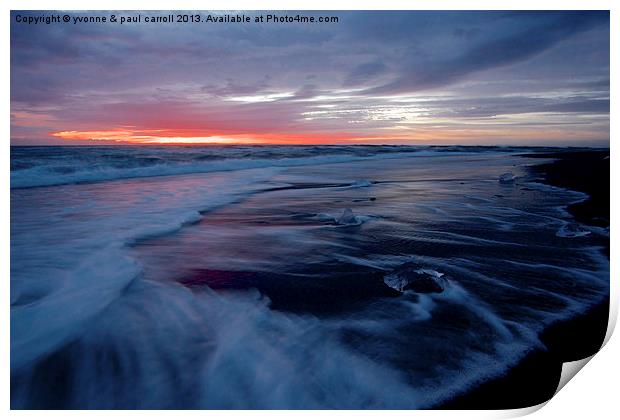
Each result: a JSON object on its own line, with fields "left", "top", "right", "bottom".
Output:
{"left": 10, "top": 146, "right": 609, "bottom": 408}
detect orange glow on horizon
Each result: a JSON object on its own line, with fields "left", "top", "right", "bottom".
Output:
{"left": 49, "top": 125, "right": 610, "bottom": 146}
{"left": 50, "top": 128, "right": 376, "bottom": 145}
{"left": 52, "top": 130, "right": 256, "bottom": 144}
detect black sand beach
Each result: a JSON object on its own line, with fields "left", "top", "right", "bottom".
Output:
{"left": 11, "top": 147, "right": 610, "bottom": 409}
{"left": 441, "top": 149, "right": 610, "bottom": 409}
{"left": 523, "top": 150, "right": 610, "bottom": 228}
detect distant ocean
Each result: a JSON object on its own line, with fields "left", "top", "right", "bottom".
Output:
{"left": 10, "top": 145, "right": 610, "bottom": 408}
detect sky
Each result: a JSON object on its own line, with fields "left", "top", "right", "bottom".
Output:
{"left": 10, "top": 10, "right": 610, "bottom": 146}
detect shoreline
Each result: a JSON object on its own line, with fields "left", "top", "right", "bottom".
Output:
{"left": 520, "top": 149, "right": 609, "bottom": 228}
{"left": 438, "top": 297, "right": 609, "bottom": 409}
{"left": 11, "top": 148, "right": 610, "bottom": 409}
{"left": 438, "top": 150, "right": 610, "bottom": 409}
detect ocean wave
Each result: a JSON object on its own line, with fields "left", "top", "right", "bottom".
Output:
{"left": 10, "top": 148, "right": 609, "bottom": 409}
{"left": 10, "top": 145, "right": 504, "bottom": 188}
{"left": 10, "top": 167, "right": 279, "bottom": 371}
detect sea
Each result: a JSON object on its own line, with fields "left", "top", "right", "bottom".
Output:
{"left": 10, "top": 145, "right": 610, "bottom": 408}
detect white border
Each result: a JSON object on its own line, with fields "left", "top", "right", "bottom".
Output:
{"left": 3, "top": 1, "right": 617, "bottom": 419}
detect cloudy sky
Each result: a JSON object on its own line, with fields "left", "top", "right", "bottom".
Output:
{"left": 11, "top": 10, "right": 609, "bottom": 146}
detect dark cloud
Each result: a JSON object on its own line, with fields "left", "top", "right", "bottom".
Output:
{"left": 10, "top": 10, "right": 610, "bottom": 145}
{"left": 201, "top": 76, "right": 272, "bottom": 97}
{"left": 344, "top": 61, "right": 388, "bottom": 86}
{"left": 539, "top": 98, "right": 609, "bottom": 114}
{"left": 424, "top": 96, "right": 610, "bottom": 118}
{"left": 365, "top": 11, "right": 608, "bottom": 94}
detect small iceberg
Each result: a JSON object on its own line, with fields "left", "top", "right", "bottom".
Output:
{"left": 349, "top": 180, "right": 372, "bottom": 188}
{"left": 336, "top": 208, "right": 369, "bottom": 226}
{"left": 498, "top": 172, "right": 517, "bottom": 184}
{"left": 337, "top": 208, "right": 357, "bottom": 225}
{"left": 308, "top": 208, "right": 375, "bottom": 226}
{"left": 311, "top": 213, "right": 336, "bottom": 222}
{"left": 384, "top": 263, "right": 448, "bottom": 293}
{"left": 556, "top": 223, "right": 591, "bottom": 238}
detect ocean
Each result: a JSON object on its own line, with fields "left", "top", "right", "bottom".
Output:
{"left": 10, "top": 145, "right": 610, "bottom": 408}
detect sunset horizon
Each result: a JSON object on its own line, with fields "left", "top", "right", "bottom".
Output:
{"left": 11, "top": 10, "right": 609, "bottom": 147}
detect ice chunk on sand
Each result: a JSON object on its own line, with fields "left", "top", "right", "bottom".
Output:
{"left": 498, "top": 172, "right": 517, "bottom": 184}
{"left": 556, "top": 223, "right": 591, "bottom": 238}
{"left": 337, "top": 208, "right": 358, "bottom": 225}
{"left": 384, "top": 263, "right": 447, "bottom": 293}
{"left": 350, "top": 180, "right": 372, "bottom": 188}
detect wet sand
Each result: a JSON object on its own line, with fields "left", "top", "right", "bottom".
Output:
{"left": 441, "top": 149, "right": 610, "bottom": 409}
{"left": 522, "top": 149, "right": 609, "bottom": 227}
{"left": 11, "top": 149, "right": 610, "bottom": 409}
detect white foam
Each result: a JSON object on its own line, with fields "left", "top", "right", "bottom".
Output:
{"left": 11, "top": 151, "right": 447, "bottom": 189}
{"left": 13, "top": 279, "right": 424, "bottom": 409}
{"left": 11, "top": 168, "right": 280, "bottom": 370}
